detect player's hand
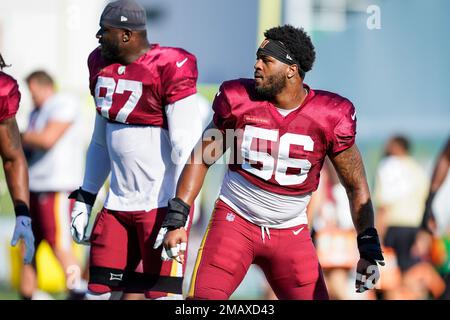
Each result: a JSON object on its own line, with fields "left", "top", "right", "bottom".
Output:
{"left": 69, "top": 188, "right": 96, "bottom": 245}
{"left": 11, "top": 216, "right": 35, "bottom": 264}
{"left": 153, "top": 197, "right": 190, "bottom": 263}
{"left": 70, "top": 201, "right": 92, "bottom": 245}
{"left": 163, "top": 228, "right": 187, "bottom": 264}
{"left": 153, "top": 226, "right": 168, "bottom": 250}
{"left": 355, "top": 227, "right": 385, "bottom": 293}
{"left": 355, "top": 258, "right": 381, "bottom": 293}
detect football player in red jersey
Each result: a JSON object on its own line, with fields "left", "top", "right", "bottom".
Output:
{"left": 0, "top": 53, "right": 35, "bottom": 267}
{"left": 160, "top": 25, "right": 385, "bottom": 299}
{"left": 69, "top": 0, "right": 204, "bottom": 300}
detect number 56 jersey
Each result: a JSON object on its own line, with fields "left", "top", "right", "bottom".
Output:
{"left": 213, "top": 78, "right": 356, "bottom": 197}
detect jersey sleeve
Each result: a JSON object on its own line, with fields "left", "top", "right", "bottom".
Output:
{"left": 161, "top": 49, "right": 198, "bottom": 105}
{"left": 212, "top": 83, "right": 236, "bottom": 133}
{"left": 0, "top": 75, "right": 21, "bottom": 122}
{"left": 328, "top": 99, "right": 356, "bottom": 155}
{"left": 87, "top": 48, "right": 102, "bottom": 97}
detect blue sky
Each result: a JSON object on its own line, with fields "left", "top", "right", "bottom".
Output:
{"left": 142, "top": 0, "right": 449, "bottom": 140}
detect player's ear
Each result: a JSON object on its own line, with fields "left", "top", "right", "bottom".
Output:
{"left": 287, "top": 64, "right": 298, "bottom": 79}
{"left": 122, "top": 30, "right": 132, "bottom": 42}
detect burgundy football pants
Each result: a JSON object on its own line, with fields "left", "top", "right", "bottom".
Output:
{"left": 188, "top": 199, "right": 329, "bottom": 300}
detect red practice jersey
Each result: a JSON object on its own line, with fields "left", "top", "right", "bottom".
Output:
{"left": 88, "top": 44, "right": 198, "bottom": 127}
{"left": 0, "top": 71, "right": 20, "bottom": 122}
{"left": 213, "top": 79, "right": 356, "bottom": 196}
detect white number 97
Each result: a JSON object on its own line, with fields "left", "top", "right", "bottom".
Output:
{"left": 94, "top": 76, "right": 143, "bottom": 123}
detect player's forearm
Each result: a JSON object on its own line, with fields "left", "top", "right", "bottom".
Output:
{"left": 0, "top": 118, "right": 30, "bottom": 208}
{"left": 175, "top": 162, "right": 209, "bottom": 206}
{"left": 81, "top": 139, "right": 110, "bottom": 194}
{"left": 3, "top": 151, "right": 29, "bottom": 208}
{"left": 346, "top": 185, "right": 375, "bottom": 234}
{"left": 330, "top": 145, "right": 375, "bottom": 233}
{"left": 80, "top": 113, "right": 110, "bottom": 194}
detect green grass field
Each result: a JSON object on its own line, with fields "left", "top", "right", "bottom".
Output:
{"left": 0, "top": 286, "right": 19, "bottom": 300}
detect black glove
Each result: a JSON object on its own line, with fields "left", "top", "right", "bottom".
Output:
{"left": 68, "top": 187, "right": 97, "bottom": 206}
{"left": 357, "top": 227, "right": 385, "bottom": 266}
{"left": 161, "top": 198, "right": 190, "bottom": 230}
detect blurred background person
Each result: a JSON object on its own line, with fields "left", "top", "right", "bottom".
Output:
{"left": 419, "top": 137, "right": 450, "bottom": 235}
{"left": 374, "top": 135, "right": 445, "bottom": 299}
{"left": 0, "top": 53, "right": 35, "bottom": 267}
{"left": 312, "top": 159, "right": 374, "bottom": 300}
{"left": 413, "top": 137, "right": 450, "bottom": 300}
{"left": 19, "top": 70, "right": 85, "bottom": 299}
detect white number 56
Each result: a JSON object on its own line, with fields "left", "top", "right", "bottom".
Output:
{"left": 241, "top": 125, "right": 314, "bottom": 186}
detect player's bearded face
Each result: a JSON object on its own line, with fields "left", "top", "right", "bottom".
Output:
{"left": 97, "top": 26, "right": 122, "bottom": 61}
{"left": 254, "top": 70, "right": 286, "bottom": 99}
{"left": 100, "top": 37, "right": 121, "bottom": 61}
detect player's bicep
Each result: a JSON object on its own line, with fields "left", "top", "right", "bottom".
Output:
{"left": 90, "top": 113, "right": 107, "bottom": 147}
{"left": 165, "top": 94, "right": 203, "bottom": 162}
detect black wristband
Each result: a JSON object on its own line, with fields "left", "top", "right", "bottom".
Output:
{"left": 15, "top": 203, "right": 30, "bottom": 217}
{"left": 357, "top": 227, "right": 384, "bottom": 263}
{"left": 161, "top": 197, "right": 191, "bottom": 230}
{"left": 68, "top": 188, "right": 97, "bottom": 206}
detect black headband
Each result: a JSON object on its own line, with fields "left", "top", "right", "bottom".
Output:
{"left": 257, "top": 38, "right": 300, "bottom": 68}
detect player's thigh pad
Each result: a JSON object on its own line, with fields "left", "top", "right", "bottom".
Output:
{"left": 88, "top": 208, "right": 139, "bottom": 293}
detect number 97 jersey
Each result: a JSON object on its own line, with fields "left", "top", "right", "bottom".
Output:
{"left": 88, "top": 44, "right": 198, "bottom": 127}
{"left": 213, "top": 79, "right": 357, "bottom": 196}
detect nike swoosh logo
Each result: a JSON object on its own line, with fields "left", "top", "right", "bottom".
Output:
{"left": 293, "top": 227, "right": 304, "bottom": 236}
{"left": 176, "top": 57, "right": 188, "bottom": 68}
{"left": 351, "top": 111, "right": 356, "bottom": 120}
